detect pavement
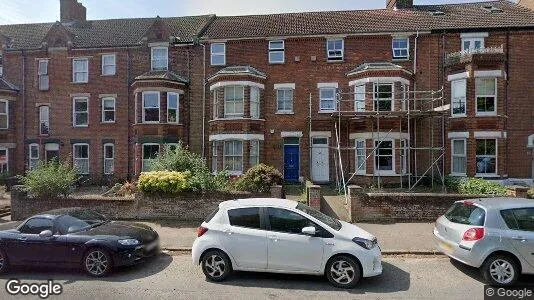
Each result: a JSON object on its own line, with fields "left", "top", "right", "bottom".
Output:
{"left": 2, "top": 253, "right": 534, "bottom": 300}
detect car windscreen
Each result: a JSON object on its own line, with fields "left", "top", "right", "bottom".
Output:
{"left": 445, "top": 202, "right": 485, "bottom": 226}
{"left": 296, "top": 203, "right": 342, "bottom": 231}
{"left": 56, "top": 210, "right": 109, "bottom": 233}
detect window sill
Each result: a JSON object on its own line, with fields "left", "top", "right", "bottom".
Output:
{"left": 210, "top": 64, "right": 226, "bottom": 67}
{"left": 326, "top": 59, "right": 344, "bottom": 63}
{"left": 449, "top": 173, "right": 467, "bottom": 177}
{"left": 475, "top": 113, "right": 498, "bottom": 117}
{"left": 475, "top": 174, "right": 499, "bottom": 178}
{"left": 209, "top": 118, "right": 266, "bottom": 122}
{"left": 73, "top": 125, "right": 89, "bottom": 128}
{"left": 227, "top": 171, "right": 243, "bottom": 176}
{"left": 101, "top": 74, "right": 117, "bottom": 77}
{"left": 392, "top": 58, "right": 410, "bottom": 62}
{"left": 72, "top": 82, "right": 88, "bottom": 84}
{"left": 373, "top": 171, "right": 398, "bottom": 177}
{"left": 101, "top": 121, "right": 116, "bottom": 124}
{"left": 318, "top": 110, "right": 335, "bottom": 114}
{"left": 450, "top": 115, "right": 467, "bottom": 119}
{"left": 269, "top": 62, "right": 285, "bottom": 65}
{"left": 275, "top": 111, "right": 294, "bottom": 115}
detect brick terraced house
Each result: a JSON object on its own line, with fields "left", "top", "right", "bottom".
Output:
{"left": 1, "top": 0, "right": 534, "bottom": 187}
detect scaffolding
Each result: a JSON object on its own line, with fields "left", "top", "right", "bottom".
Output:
{"left": 308, "top": 84, "right": 447, "bottom": 200}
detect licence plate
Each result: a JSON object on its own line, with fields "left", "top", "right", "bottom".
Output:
{"left": 146, "top": 239, "right": 159, "bottom": 251}
{"left": 439, "top": 242, "right": 453, "bottom": 254}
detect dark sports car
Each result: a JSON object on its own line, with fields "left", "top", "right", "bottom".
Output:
{"left": 0, "top": 208, "right": 160, "bottom": 276}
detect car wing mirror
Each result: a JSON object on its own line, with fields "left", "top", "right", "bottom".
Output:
{"left": 302, "top": 226, "right": 316, "bottom": 236}
{"left": 39, "top": 230, "right": 53, "bottom": 238}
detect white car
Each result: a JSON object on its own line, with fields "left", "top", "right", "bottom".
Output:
{"left": 192, "top": 198, "right": 382, "bottom": 288}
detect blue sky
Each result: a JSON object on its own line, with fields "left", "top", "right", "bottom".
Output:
{"left": 0, "top": 0, "right": 493, "bottom": 25}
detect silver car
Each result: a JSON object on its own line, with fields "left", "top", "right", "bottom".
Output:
{"left": 434, "top": 198, "right": 534, "bottom": 286}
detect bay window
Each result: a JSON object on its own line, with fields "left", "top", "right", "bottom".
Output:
{"left": 224, "top": 86, "right": 244, "bottom": 118}
{"left": 212, "top": 142, "right": 218, "bottom": 173}
{"left": 475, "top": 78, "right": 497, "bottom": 115}
{"left": 476, "top": 139, "right": 497, "bottom": 175}
{"left": 250, "top": 140, "right": 259, "bottom": 167}
{"left": 0, "top": 100, "right": 8, "bottom": 129}
{"left": 142, "top": 144, "right": 159, "bottom": 172}
{"left": 451, "top": 79, "right": 466, "bottom": 117}
{"left": 167, "top": 92, "right": 179, "bottom": 123}
{"left": 373, "top": 83, "right": 393, "bottom": 111}
{"left": 0, "top": 148, "right": 7, "bottom": 173}
{"left": 29, "top": 144, "right": 40, "bottom": 170}
{"left": 250, "top": 87, "right": 260, "bottom": 119}
{"left": 354, "top": 84, "right": 365, "bottom": 112}
{"left": 355, "top": 139, "right": 366, "bottom": 174}
{"left": 223, "top": 140, "right": 243, "bottom": 174}
{"left": 374, "top": 140, "right": 394, "bottom": 173}
{"left": 142, "top": 91, "right": 160, "bottom": 123}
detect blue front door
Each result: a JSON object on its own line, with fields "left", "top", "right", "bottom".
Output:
{"left": 284, "top": 145, "right": 300, "bottom": 182}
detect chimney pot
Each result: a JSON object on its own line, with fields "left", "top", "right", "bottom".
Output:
{"left": 387, "top": 0, "right": 413, "bottom": 9}
{"left": 60, "top": 0, "right": 87, "bottom": 23}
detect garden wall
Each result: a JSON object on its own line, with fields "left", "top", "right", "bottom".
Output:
{"left": 346, "top": 185, "right": 490, "bottom": 222}
{"left": 10, "top": 186, "right": 282, "bottom": 221}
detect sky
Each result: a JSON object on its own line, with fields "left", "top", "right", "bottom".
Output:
{"left": 0, "top": 0, "right": 495, "bottom": 25}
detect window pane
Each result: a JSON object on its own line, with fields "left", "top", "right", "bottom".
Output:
{"left": 320, "top": 89, "right": 335, "bottom": 99}
{"left": 103, "top": 99, "right": 114, "bottom": 109}
{"left": 228, "top": 208, "right": 261, "bottom": 229}
{"left": 269, "top": 51, "right": 284, "bottom": 63}
{"left": 476, "top": 78, "right": 495, "bottom": 95}
{"left": 104, "top": 145, "right": 114, "bottom": 159}
{"left": 453, "top": 140, "right": 465, "bottom": 155}
{"left": 74, "top": 145, "right": 88, "bottom": 158}
{"left": 21, "top": 218, "right": 54, "bottom": 234}
{"left": 268, "top": 208, "right": 313, "bottom": 234}
{"left": 143, "top": 145, "right": 159, "bottom": 159}
{"left": 445, "top": 203, "right": 486, "bottom": 226}
{"left": 168, "top": 93, "right": 178, "bottom": 108}
{"left": 0, "top": 101, "right": 6, "bottom": 114}
{"left": 511, "top": 208, "right": 534, "bottom": 232}
{"left": 75, "top": 100, "right": 87, "bottom": 111}
{"left": 144, "top": 94, "right": 159, "bottom": 107}
{"left": 269, "top": 41, "right": 284, "bottom": 49}
{"left": 211, "top": 43, "right": 225, "bottom": 54}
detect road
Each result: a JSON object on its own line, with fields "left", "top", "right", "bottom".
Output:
{"left": 0, "top": 253, "right": 532, "bottom": 300}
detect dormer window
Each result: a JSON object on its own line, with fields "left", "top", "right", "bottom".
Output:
{"left": 151, "top": 47, "right": 168, "bottom": 71}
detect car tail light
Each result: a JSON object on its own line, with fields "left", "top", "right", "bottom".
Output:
{"left": 462, "top": 228, "right": 485, "bottom": 241}
{"left": 197, "top": 226, "right": 208, "bottom": 237}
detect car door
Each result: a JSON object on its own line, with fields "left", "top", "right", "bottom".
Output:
{"left": 218, "top": 207, "right": 268, "bottom": 270}
{"left": 266, "top": 208, "right": 324, "bottom": 273}
{"left": 10, "top": 217, "right": 67, "bottom": 264}
{"left": 500, "top": 208, "right": 534, "bottom": 268}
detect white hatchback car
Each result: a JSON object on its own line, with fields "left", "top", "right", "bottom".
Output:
{"left": 192, "top": 198, "right": 382, "bottom": 288}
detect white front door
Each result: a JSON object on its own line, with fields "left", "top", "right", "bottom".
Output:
{"left": 311, "top": 138, "right": 329, "bottom": 182}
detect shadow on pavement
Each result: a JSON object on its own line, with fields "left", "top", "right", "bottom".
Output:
{"left": 0, "top": 253, "right": 173, "bottom": 284}
{"left": 216, "top": 261, "right": 410, "bottom": 294}
{"left": 450, "top": 258, "right": 534, "bottom": 285}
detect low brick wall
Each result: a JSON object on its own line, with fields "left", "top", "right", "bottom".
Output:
{"left": 11, "top": 186, "right": 280, "bottom": 221}
{"left": 346, "top": 185, "right": 489, "bottom": 222}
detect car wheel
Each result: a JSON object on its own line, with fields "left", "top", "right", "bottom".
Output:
{"left": 201, "top": 250, "right": 232, "bottom": 282}
{"left": 83, "top": 248, "right": 113, "bottom": 277}
{"left": 482, "top": 254, "right": 519, "bottom": 286}
{"left": 0, "top": 249, "right": 8, "bottom": 274}
{"left": 326, "top": 255, "right": 361, "bottom": 289}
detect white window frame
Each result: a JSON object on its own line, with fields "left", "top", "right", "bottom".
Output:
{"left": 29, "top": 143, "right": 40, "bottom": 170}
{"left": 151, "top": 47, "right": 168, "bottom": 71}
{"left": 476, "top": 139, "right": 498, "bottom": 176}
{"left": 326, "top": 39, "right": 344, "bottom": 61}
{"left": 212, "top": 91, "right": 219, "bottom": 120}
{"left": 401, "top": 84, "right": 409, "bottom": 111}
{"left": 373, "top": 83, "right": 394, "bottom": 112}
{"left": 142, "top": 143, "right": 160, "bottom": 172}
{"left": 142, "top": 91, "right": 160, "bottom": 123}
{"left": 210, "top": 43, "right": 226, "bottom": 66}
{"left": 0, "top": 100, "right": 8, "bottom": 129}
{"left": 101, "top": 54, "right": 116, "bottom": 76}
{"left": 72, "top": 58, "right": 89, "bottom": 83}
{"left": 268, "top": 40, "right": 285, "bottom": 64}
{"left": 101, "top": 97, "right": 116, "bottom": 123}
{"left": 38, "top": 59, "right": 49, "bottom": 90}
{"left": 212, "top": 141, "right": 218, "bottom": 174}
{"left": 374, "top": 139, "right": 395, "bottom": 175}
{"left": 224, "top": 86, "right": 244, "bottom": 118}
{"left": 462, "top": 37, "right": 485, "bottom": 51}
{"left": 400, "top": 139, "right": 408, "bottom": 174}
{"left": 223, "top": 140, "right": 243, "bottom": 175}
{"left": 354, "top": 84, "right": 365, "bottom": 112}
{"left": 73, "top": 97, "right": 89, "bottom": 127}
{"left": 103, "top": 143, "right": 114, "bottom": 175}
{"left": 451, "top": 139, "right": 467, "bottom": 176}
{"left": 250, "top": 140, "right": 260, "bottom": 167}
{"left": 355, "top": 139, "right": 366, "bottom": 175}
{"left": 475, "top": 77, "right": 497, "bottom": 116}
{"left": 319, "top": 87, "right": 337, "bottom": 112}
{"left": 0, "top": 147, "right": 8, "bottom": 173}
{"left": 451, "top": 79, "right": 467, "bottom": 117}
{"left": 73, "top": 143, "right": 89, "bottom": 175}
{"left": 167, "top": 92, "right": 180, "bottom": 123}
{"left": 392, "top": 37, "right": 410, "bottom": 59}
{"left": 39, "top": 105, "right": 50, "bottom": 135}
{"left": 250, "top": 86, "right": 260, "bottom": 119}
{"left": 276, "top": 88, "right": 294, "bottom": 114}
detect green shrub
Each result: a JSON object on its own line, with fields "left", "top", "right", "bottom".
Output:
{"left": 527, "top": 188, "right": 534, "bottom": 199}
{"left": 19, "top": 159, "right": 78, "bottom": 198}
{"left": 138, "top": 171, "right": 190, "bottom": 194}
{"left": 458, "top": 178, "right": 507, "bottom": 196}
{"left": 150, "top": 143, "right": 229, "bottom": 193}
{"left": 234, "top": 164, "right": 283, "bottom": 193}
{"left": 444, "top": 176, "right": 461, "bottom": 193}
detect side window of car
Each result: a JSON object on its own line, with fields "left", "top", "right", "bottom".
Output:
{"left": 501, "top": 208, "right": 534, "bottom": 232}
{"left": 500, "top": 210, "right": 519, "bottom": 230}
{"left": 267, "top": 208, "right": 314, "bottom": 234}
{"left": 228, "top": 207, "right": 261, "bottom": 229}
{"left": 19, "top": 218, "right": 54, "bottom": 234}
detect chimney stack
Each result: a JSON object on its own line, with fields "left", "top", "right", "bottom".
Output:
{"left": 60, "top": 0, "right": 86, "bottom": 23}
{"left": 387, "top": 0, "right": 414, "bottom": 9}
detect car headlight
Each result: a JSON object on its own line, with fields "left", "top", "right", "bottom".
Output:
{"left": 118, "top": 239, "right": 140, "bottom": 246}
{"left": 352, "top": 237, "right": 375, "bottom": 250}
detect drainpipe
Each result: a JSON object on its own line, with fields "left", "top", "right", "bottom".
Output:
{"left": 200, "top": 42, "right": 207, "bottom": 158}
{"left": 126, "top": 46, "right": 131, "bottom": 180}
{"left": 505, "top": 30, "right": 510, "bottom": 179}
{"left": 22, "top": 50, "right": 26, "bottom": 174}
